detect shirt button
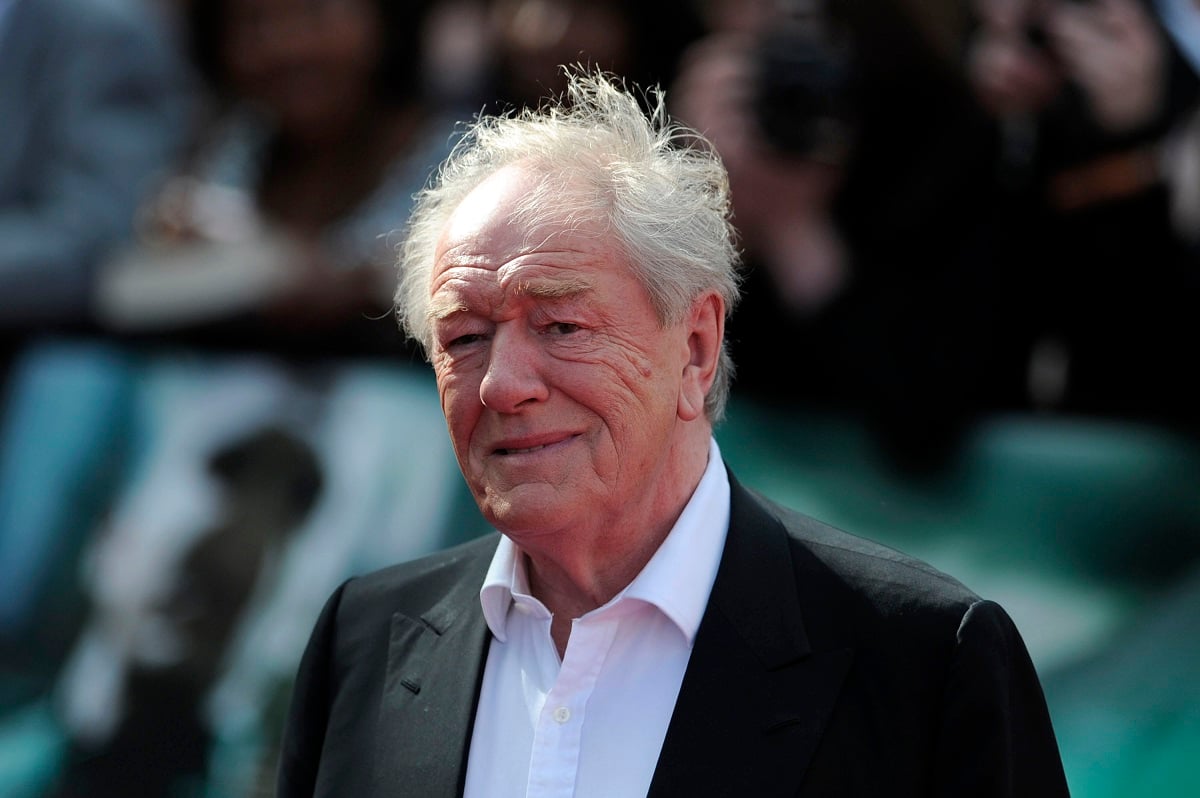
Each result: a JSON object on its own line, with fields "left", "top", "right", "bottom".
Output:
{"left": 553, "top": 706, "right": 571, "bottom": 723}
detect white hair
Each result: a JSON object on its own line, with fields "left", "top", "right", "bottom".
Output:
{"left": 395, "top": 67, "right": 742, "bottom": 422}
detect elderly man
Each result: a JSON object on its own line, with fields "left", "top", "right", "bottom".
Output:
{"left": 277, "top": 68, "right": 1069, "bottom": 797}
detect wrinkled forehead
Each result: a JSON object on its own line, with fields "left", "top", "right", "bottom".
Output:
{"left": 438, "top": 166, "right": 535, "bottom": 258}
{"left": 434, "top": 163, "right": 611, "bottom": 273}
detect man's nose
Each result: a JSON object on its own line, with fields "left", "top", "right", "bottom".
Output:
{"left": 479, "top": 326, "right": 549, "bottom": 412}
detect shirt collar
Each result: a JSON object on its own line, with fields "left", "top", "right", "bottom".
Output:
{"left": 479, "top": 437, "right": 730, "bottom": 644}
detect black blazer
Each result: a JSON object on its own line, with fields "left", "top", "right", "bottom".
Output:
{"left": 277, "top": 468, "right": 1069, "bottom": 796}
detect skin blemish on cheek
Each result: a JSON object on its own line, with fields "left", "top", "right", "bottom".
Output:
{"left": 598, "top": 344, "right": 655, "bottom": 397}
{"left": 605, "top": 325, "right": 661, "bottom": 380}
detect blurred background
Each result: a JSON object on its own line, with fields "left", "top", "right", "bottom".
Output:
{"left": 0, "top": 0, "right": 1197, "bottom": 795}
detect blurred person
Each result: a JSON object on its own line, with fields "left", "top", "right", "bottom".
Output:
{"left": 0, "top": 0, "right": 194, "bottom": 696}
{"left": 32, "top": 354, "right": 466, "bottom": 798}
{"left": 93, "top": 0, "right": 462, "bottom": 359}
{"left": 13, "top": 1, "right": 478, "bottom": 796}
{"left": 672, "top": 7, "right": 856, "bottom": 313}
{"left": 964, "top": 0, "right": 1200, "bottom": 430}
{"left": 43, "top": 421, "right": 325, "bottom": 798}
{"left": 0, "top": 0, "right": 194, "bottom": 368}
{"left": 669, "top": 5, "right": 856, "bottom": 326}
{"left": 966, "top": 11, "right": 1200, "bottom": 790}
{"left": 671, "top": 0, "right": 1018, "bottom": 472}
{"left": 277, "top": 67, "right": 1069, "bottom": 797}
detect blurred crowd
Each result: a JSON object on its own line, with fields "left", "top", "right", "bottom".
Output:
{"left": 0, "top": 0, "right": 1197, "bottom": 796}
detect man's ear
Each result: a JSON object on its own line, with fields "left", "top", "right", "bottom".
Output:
{"left": 679, "top": 292, "right": 724, "bottom": 421}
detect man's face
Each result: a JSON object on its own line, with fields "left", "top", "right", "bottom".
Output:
{"left": 427, "top": 165, "right": 696, "bottom": 547}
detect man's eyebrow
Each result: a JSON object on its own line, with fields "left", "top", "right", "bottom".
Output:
{"left": 427, "top": 274, "right": 596, "bottom": 326}
{"left": 428, "top": 295, "right": 470, "bottom": 323}
{"left": 515, "top": 275, "right": 594, "bottom": 299}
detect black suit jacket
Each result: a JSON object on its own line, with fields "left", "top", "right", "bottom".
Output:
{"left": 277, "top": 468, "right": 1069, "bottom": 796}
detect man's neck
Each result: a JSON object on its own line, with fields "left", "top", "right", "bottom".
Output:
{"left": 517, "top": 433, "right": 716, "bottom": 657}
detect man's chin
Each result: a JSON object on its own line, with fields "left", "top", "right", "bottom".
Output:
{"left": 481, "top": 485, "right": 573, "bottom": 537}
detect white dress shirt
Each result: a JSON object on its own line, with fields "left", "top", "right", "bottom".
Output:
{"left": 463, "top": 438, "right": 731, "bottom": 798}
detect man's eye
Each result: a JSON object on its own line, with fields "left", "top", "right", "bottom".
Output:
{"left": 545, "top": 322, "right": 580, "bottom": 336}
{"left": 447, "top": 333, "right": 485, "bottom": 348}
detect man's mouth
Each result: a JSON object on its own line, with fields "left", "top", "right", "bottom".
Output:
{"left": 498, "top": 444, "right": 548, "bottom": 455}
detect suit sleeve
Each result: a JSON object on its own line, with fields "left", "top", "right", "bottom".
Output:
{"left": 932, "top": 599, "right": 1071, "bottom": 797}
{"left": 276, "top": 580, "right": 349, "bottom": 798}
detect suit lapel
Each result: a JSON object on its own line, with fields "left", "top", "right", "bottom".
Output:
{"left": 648, "top": 474, "right": 854, "bottom": 797}
{"left": 374, "top": 540, "right": 495, "bottom": 798}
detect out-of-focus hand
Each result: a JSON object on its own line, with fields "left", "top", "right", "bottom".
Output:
{"left": 134, "top": 176, "right": 263, "bottom": 245}
{"left": 1047, "top": 0, "right": 1166, "bottom": 132}
{"left": 262, "top": 245, "right": 390, "bottom": 331}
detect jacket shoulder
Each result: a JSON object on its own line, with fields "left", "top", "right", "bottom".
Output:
{"left": 338, "top": 533, "right": 500, "bottom": 618}
{"left": 742, "top": 484, "right": 982, "bottom": 619}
